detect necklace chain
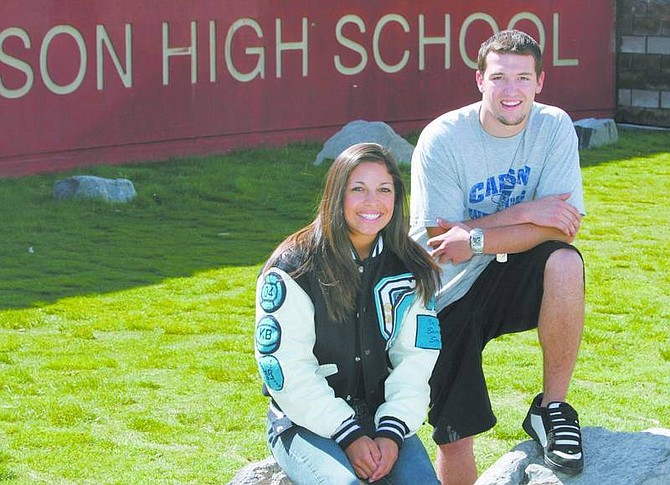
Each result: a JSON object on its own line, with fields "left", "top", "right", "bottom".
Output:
{"left": 478, "top": 124, "right": 527, "bottom": 212}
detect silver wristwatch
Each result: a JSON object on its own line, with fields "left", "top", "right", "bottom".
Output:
{"left": 469, "top": 228, "right": 485, "bottom": 254}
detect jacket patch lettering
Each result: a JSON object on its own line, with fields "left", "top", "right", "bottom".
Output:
{"left": 258, "top": 355, "right": 285, "bottom": 391}
{"left": 416, "top": 314, "right": 441, "bottom": 350}
{"left": 260, "top": 271, "right": 286, "bottom": 313}
{"left": 256, "top": 315, "right": 281, "bottom": 354}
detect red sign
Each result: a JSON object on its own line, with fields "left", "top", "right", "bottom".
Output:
{"left": 0, "top": 1, "right": 615, "bottom": 177}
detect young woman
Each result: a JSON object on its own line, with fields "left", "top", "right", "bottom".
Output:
{"left": 255, "top": 143, "right": 442, "bottom": 484}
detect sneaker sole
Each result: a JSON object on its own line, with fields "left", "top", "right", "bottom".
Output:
{"left": 544, "top": 454, "right": 584, "bottom": 475}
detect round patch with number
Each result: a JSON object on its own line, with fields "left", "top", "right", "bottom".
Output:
{"left": 260, "top": 272, "right": 286, "bottom": 312}
{"left": 255, "top": 315, "right": 281, "bottom": 354}
{"left": 258, "top": 355, "right": 284, "bottom": 391}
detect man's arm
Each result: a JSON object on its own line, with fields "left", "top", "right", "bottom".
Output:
{"left": 425, "top": 192, "right": 582, "bottom": 263}
{"left": 466, "top": 194, "right": 581, "bottom": 236}
{"left": 427, "top": 221, "right": 576, "bottom": 265}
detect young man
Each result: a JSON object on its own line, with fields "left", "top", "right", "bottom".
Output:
{"left": 409, "top": 30, "right": 585, "bottom": 484}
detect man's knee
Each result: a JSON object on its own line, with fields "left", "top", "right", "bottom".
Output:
{"left": 437, "top": 436, "right": 474, "bottom": 459}
{"left": 546, "top": 247, "right": 584, "bottom": 281}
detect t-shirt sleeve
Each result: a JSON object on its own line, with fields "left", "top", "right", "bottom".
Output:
{"left": 410, "top": 123, "right": 468, "bottom": 228}
{"left": 534, "top": 111, "right": 586, "bottom": 216}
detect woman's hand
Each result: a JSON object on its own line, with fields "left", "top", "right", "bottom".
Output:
{"left": 345, "top": 436, "right": 399, "bottom": 482}
{"left": 368, "top": 437, "right": 399, "bottom": 482}
{"left": 345, "top": 436, "right": 381, "bottom": 481}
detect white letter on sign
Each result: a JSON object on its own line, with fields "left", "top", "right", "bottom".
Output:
{"left": 275, "top": 17, "right": 308, "bottom": 78}
{"left": 459, "top": 13, "right": 498, "bottom": 69}
{"left": 373, "top": 14, "right": 410, "bottom": 74}
{"left": 419, "top": 14, "right": 451, "bottom": 71}
{"left": 553, "top": 14, "right": 578, "bottom": 66}
{"left": 0, "top": 27, "right": 34, "bottom": 99}
{"left": 41, "top": 25, "right": 87, "bottom": 95}
{"left": 162, "top": 21, "right": 197, "bottom": 86}
{"left": 334, "top": 15, "right": 368, "bottom": 76}
{"left": 508, "top": 13, "right": 545, "bottom": 52}
{"left": 226, "top": 19, "right": 266, "bottom": 82}
{"left": 96, "top": 24, "right": 132, "bottom": 90}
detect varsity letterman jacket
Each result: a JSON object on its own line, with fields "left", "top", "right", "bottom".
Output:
{"left": 254, "top": 236, "right": 441, "bottom": 450}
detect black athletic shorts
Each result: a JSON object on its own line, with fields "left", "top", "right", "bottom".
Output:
{"left": 428, "top": 240, "right": 583, "bottom": 445}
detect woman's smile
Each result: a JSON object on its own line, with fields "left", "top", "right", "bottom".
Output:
{"left": 343, "top": 161, "right": 395, "bottom": 258}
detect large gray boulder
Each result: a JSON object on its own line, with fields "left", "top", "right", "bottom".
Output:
{"left": 53, "top": 175, "right": 137, "bottom": 203}
{"left": 313, "top": 120, "right": 415, "bottom": 166}
{"left": 228, "top": 427, "right": 670, "bottom": 485}
{"left": 475, "top": 427, "right": 670, "bottom": 485}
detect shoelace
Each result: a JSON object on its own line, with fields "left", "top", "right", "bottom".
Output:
{"left": 546, "top": 403, "right": 582, "bottom": 455}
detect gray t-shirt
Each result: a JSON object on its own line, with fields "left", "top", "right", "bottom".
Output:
{"left": 409, "top": 101, "right": 585, "bottom": 311}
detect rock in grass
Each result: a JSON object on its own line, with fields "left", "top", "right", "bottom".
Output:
{"left": 53, "top": 175, "right": 137, "bottom": 203}
{"left": 313, "top": 120, "right": 415, "bottom": 166}
{"left": 573, "top": 118, "right": 619, "bottom": 150}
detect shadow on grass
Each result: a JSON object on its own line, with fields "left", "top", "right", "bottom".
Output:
{"left": 579, "top": 127, "right": 670, "bottom": 168}
{"left": 0, "top": 145, "right": 328, "bottom": 310}
{"left": 0, "top": 204, "right": 307, "bottom": 310}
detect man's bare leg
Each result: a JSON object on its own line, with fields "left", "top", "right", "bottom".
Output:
{"left": 435, "top": 437, "right": 477, "bottom": 485}
{"left": 437, "top": 249, "right": 583, "bottom": 484}
{"left": 537, "top": 248, "right": 584, "bottom": 405}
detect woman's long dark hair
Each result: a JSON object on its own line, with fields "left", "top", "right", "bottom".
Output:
{"left": 264, "top": 143, "right": 440, "bottom": 322}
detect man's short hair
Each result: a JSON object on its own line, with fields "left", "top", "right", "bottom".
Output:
{"left": 477, "top": 30, "right": 543, "bottom": 77}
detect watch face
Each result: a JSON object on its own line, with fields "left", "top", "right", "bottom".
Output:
{"left": 473, "top": 235, "right": 483, "bottom": 249}
{"left": 470, "top": 229, "right": 484, "bottom": 254}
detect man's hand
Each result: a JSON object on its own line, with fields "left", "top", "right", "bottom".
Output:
{"left": 427, "top": 220, "right": 473, "bottom": 264}
{"left": 345, "top": 436, "right": 381, "bottom": 481}
{"left": 522, "top": 194, "right": 582, "bottom": 237}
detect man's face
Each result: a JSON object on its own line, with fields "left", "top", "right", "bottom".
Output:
{"left": 476, "top": 52, "right": 545, "bottom": 137}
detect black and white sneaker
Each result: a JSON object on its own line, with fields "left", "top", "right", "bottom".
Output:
{"left": 522, "top": 393, "right": 584, "bottom": 474}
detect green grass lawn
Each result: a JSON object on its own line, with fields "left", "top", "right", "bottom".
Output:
{"left": 0, "top": 128, "right": 668, "bottom": 483}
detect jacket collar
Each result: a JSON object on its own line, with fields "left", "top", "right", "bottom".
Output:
{"left": 351, "top": 234, "right": 384, "bottom": 265}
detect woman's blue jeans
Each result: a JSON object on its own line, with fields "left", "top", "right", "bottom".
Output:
{"left": 266, "top": 402, "right": 439, "bottom": 485}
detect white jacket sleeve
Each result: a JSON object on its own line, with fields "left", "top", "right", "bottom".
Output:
{"left": 374, "top": 293, "right": 440, "bottom": 441}
{"left": 255, "top": 267, "right": 359, "bottom": 441}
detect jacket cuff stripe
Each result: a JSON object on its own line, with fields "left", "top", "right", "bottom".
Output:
{"left": 332, "top": 417, "right": 365, "bottom": 449}
{"left": 378, "top": 416, "right": 409, "bottom": 435}
{"left": 375, "top": 416, "right": 409, "bottom": 447}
